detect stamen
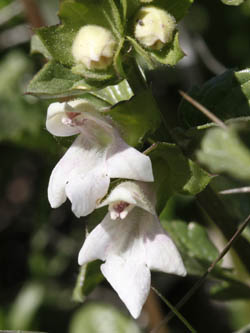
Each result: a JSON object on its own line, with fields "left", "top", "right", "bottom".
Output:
{"left": 110, "top": 201, "right": 131, "bottom": 220}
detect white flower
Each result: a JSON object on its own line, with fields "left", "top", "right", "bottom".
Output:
{"left": 46, "top": 100, "right": 154, "bottom": 217}
{"left": 134, "top": 6, "right": 176, "bottom": 50}
{"left": 78, "top": 181, "right": 186, "bottom": 318}
{"left": 72, "top": 25, "right": 117, "bottom": 70}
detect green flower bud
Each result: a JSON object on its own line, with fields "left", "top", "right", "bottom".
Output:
{"left": 72, "top": 25, "right": 117, "bottom": 70}
{"left": 134, "top": 6, "right": 176, "bottom": 50}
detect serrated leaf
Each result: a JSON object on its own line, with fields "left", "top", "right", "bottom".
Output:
{"left": 91, "top": 79, "right": 133, "bottom": 104}
{"left": 149, "top": 143, "right": 211, "bottom": 212}
{"left": 197, "top": 126, "right": 250, "bottom": 180}
{"left": 179, "top": 68, "right": 250, "bottom": 128}
{"left": 221, "top": 0, "right": 245, "bottom": 5}
{"left": 106, "top": 89, "right": 161, "bottom": 146}
{"left": 127, "top": 32, "right": 184, "bottom": 70}
{"left": 69, "top": 303, "right": 141, "bottom": 333}
{"left": 73, "top": 261, "right": 104, "bottom": 302}
{"left": 27, "top": 58, "right": 133, "bottom": 103}
{"left": 150, "top": 32, "right": 184, "bottom": 66}
{"left": 127, "top": 36, "right": 155, "bottom": 69}
{"left": 27, "top": 61, "right": 92, "bottom": 98}
{"left": 182, "top": 160, "right": 211, "bottom": 195}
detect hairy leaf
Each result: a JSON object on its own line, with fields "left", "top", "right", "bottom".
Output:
{"left": 197, "top": 125, "right": 250, "bottom": 180}
{"left": 107, "top": 89, "right": 161, "bottom": 146}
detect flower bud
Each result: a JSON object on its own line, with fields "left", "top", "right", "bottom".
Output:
{"left": 134, "top": 7, "right": 176, "bottom": 50}
{"left": 72, "top": 25, "right": 117, "bottom": 70}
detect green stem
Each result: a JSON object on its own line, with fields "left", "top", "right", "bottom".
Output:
{"left": 151, "top": 287, "right": 197, "bottom": 333}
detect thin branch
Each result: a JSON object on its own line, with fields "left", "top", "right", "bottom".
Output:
{"left": 154, "top": 213, "right": 250, "bottom": 332}
{"left": 143, "top": 142, "right": 159, "bottom": 155}
{"left": 219, "top": 187, "right": 250, "bottom": 195}
{"left": 151, "top": 287, "right": 197, "bottom": 333}
{"left": 179, "top": 90, "right": 227, "bottom": 129}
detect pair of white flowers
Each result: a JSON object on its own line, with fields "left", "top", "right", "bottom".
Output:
{"left": 46, "top": 99, "right": 186, "bottom": 318}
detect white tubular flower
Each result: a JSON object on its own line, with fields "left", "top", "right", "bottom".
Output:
{"left": 78, "top": 181, "right": 186, "bottom": 318}
{"left": 72, "top": 25, "right": 117, "bottom": 70}
{"left": 46, "top": 100, "right": 154, "bottom": 217}
{"left": 134, "top": 6, "right": 176, "bottom": 50}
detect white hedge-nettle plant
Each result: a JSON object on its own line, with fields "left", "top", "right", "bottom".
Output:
{"left": 134, "top": 6, "right": 176, "bottom": 50}
{"left": 72, "top": 25, "right": 117, "bottom": 70}
{"left": 27, "top": 0, "right": 217, "bottom": 324}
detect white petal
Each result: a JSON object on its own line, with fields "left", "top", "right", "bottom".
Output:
{"left": 143, "top": 215, "right": 187, "bottom": 276}
{"left": 46, "top": 102, "right": 80, "bottom": 137}
{"left": 99, "top": 181, "right": 155, "bottom": 215}
{"left": 78, "top": 211, "right": 140, "bottom": 265}
{"left": 48, "top": 134, "right": 108, "bottom": 211}
{"left": 78, "top": 218, "right": 112, "bottom": 265}
{"left": 101, "top": 255, "right": 151, "bottom": 318}
{"left": 66, "top": 166, "right": 109, "bottom": 217}
{"left": 107, "top": 135, "right": 154, "bottom": 182}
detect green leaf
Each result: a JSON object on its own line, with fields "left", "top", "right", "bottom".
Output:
{"left": 72, "top": 64, "right": 115, "bottom": 81}
{"left": 27, "top": 61, "right": 92, "bottom": 98}
{"left": 182, "top": 160, "right": 212, "bottom": 195}
{"left": 7, "top": 283, "right": 44, "bottom": 330}
{"left": 179, "top": 69, "right": 250, "bottom": 128}
{"left": 197, "top": 126, "right": 250, "bottom": 180}
{"left": 162, "top": 220, "right": 219, "bottom": 276}
{"left": 126, "top": 0, "right": 193, "bottom": 21}
{"left": 27, "top": 59, "right": 133, "bottom": 100}
{"left": 107, "top": 89, "right": 161, "bottom": 146}
{"left": 91, "top": 79, "right": 133, "bottom": 105}
{"left": 30, "top": 34, "right": 52, "bottom": 60}
{"left": 73, "top": 261, "right": 104, "bottom": 302}
{"left": 149, "top": 143, "right": 211, "bottom": 212}
{"left": 221, "top": 0, "right": 245, "bottom": 5}
{"left": 233, "top": 323, "right": 250, "bottom": 333}
{"left": 69, "top": 303, "right": 141, "bottom": 333}
{"left": 126, "top": 36, "right": 155, "bottom": 70}
{"left": 150, "top": 32, "right": 184, "bottom": 66}
{"left": 210, "top": 280, "right": 250, "bottom": 300}
{"left": 127, "top": 32, "right": 184, "bottom": 69}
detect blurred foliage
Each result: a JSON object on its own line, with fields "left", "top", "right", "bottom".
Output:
{"left": 1, "top": 0, "right": 250, "bottom": 333}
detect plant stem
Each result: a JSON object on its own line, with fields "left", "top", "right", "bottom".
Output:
{"left": 151, "top": 287, "right": 197, "bottom": 333}
{"left": 21, "top": 0, "right": 44, "bottom": 28}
